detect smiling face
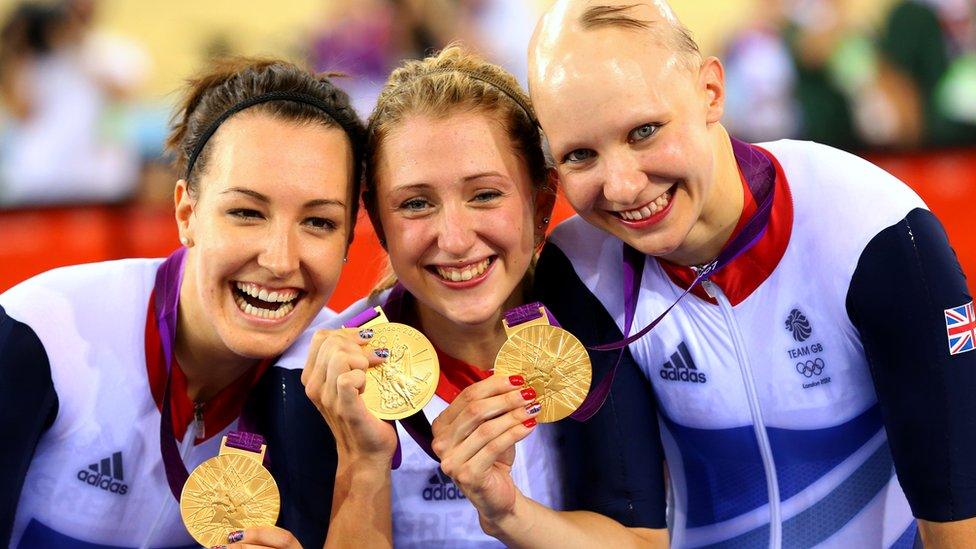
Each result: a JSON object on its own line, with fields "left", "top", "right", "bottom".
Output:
{"left": 531, "top": 29, "right": 727, "bottom": 261}
{"left": 374, "top": 111, "right": 544, "bottom": 327}
{"left": 176, "top": 112, "right": 353, "bottom": 360}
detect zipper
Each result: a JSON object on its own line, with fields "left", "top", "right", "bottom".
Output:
{"left": 702, "top": 279, "right": 782, "bottom": 549}
{"left": 140, "top": 414, "right": 199, "bottom": 548}
{"left": 194, "top": 401, "right": 206, "bottom": 440}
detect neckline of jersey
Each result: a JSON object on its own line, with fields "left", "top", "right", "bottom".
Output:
{"left": 144, "top": 290, "right": 273, "bottom": 444}
{"left": 657, "top": 143, "right": 794, "bottom": 306}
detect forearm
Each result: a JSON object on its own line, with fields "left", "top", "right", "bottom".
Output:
{"left": 483, "top": 492, "right": 668, "bottom": 549}
{"left": 325, "top": 458, "right": 393, "bottom": 549}
{"left": 918, "top": 518, "right": 976, "bottom": 549}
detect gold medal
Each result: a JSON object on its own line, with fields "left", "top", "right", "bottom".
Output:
{"left": 346, "top": 307, "right": 439, "bottom": 420}
{"left": 494, "top": 306, "right": 592, "bottom": 423}
{"left": 180, "top": 433, "right": 280, "bottom": 547}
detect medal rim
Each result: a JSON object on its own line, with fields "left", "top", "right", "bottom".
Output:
{"left": 362, "top": 321, "right": 440, "bottom": 420}
{"left": 493, "top": 323, "right": 592, "bottom": 423}
{"left": 179, "top": 453, "right": 280, "bottom": 547}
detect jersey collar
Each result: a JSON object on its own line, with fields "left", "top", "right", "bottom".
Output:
{"left": 658, "top": 143, "right": 794, "bottom": 306}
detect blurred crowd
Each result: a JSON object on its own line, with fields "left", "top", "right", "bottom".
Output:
{"left": 723, "top": 0, "right": 976, "bottom": 149}
{"left": 0, "top": 0, "right": 973, "bottom": 208}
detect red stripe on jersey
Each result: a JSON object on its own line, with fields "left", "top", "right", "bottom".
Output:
{"left": 434, "top": 347, "right": 492, "bottom": 404}
{"left": 658, "top": 143, "right": 794, "bottom": 306}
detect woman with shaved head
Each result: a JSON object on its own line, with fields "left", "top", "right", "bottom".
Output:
{"left": 523, "top": 1, "right": 976, "bottom": 548}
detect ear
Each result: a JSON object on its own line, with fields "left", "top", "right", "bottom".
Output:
{"left": 699, "top": 56, "right": 726, "bottom": 125}
{"left": 533, "top": 169, "right": 559, "bottom": 246}
{"left": 174, "top": 179, "right": 196, "bottom": 247}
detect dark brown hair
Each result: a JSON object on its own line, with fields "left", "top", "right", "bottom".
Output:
{"left": 166, "top": 57, "right": 366, "bottom": 240}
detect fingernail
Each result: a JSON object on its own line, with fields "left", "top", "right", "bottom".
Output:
{"left": 520, "top": 388, "right": 537, "bottom": 401}
{"left": 525, "top": 402, "right": 542, "bottom": 415}
{"left": 359, "top": 328, "right": 374, "bottom": 339}
{"left": 211, "top": 546, "right": 227, "bottom": 549}
{"left": 374, "top": 348, "right": 390, "bottom": 359}
{"left": 523, "top": 418, "right": 538, "bottom": 428}
{"left": 509, "top": 375, "right": 525, "bottom": 386}
{"left": 227, "top": 530, "right": 245, "bottom": 543}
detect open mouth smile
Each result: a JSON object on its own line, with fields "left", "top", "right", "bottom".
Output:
{"left": 427, "top": 257, "right": 496, "bottom": 286}
{"left": 232, "top": 281, "right": 304, "bottom": 320}
{"left": 610, "top": 184, "right": 677, "bottom": 226}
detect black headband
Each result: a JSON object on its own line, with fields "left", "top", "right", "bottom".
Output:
{"left": 372, "top": 67, "right": 540, "bottom": 130}
{"left": 184, "top": 90, "right": 358, "bottom": 180}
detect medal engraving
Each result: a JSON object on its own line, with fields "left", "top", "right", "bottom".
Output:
{"left": 180, "top": 453, "right": 280, "bottom": 546}
{"left": 494, "top": 324, "right": 592, "bottom": 422}
{"left": 362, "top": 323, "right": 439, "bottom": 420}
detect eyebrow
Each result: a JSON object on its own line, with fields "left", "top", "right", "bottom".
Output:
{"left": 221, "top": 187, "right": 346, "bottom": 209}
{"left": 390, "top": 171, "right": 509, "bottom": 192}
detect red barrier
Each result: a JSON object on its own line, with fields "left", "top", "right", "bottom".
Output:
{"left": 1, "top": 149, "right": 973, "bottom": 311}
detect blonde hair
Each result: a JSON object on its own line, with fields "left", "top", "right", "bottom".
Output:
{"left": 579, "top": 3, "right": 701, "bottom": 69}
{"left": 365, "top": 44, "right": 551, "bottom": 297}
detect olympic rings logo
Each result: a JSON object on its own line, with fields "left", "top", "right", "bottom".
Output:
{"left": 796, "top": 358, "right": 825, "bottom": 378}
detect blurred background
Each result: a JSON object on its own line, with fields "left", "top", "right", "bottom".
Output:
{"left": 1, "top": 0, "right": 973, "bottom": 309}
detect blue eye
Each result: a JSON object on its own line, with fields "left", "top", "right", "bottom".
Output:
{"left": 473, "top": 191, "right": 502, "bottom": 203}
{"left": 400, "top": 197, "right": 430, "bottom": 211}
{"left": 629, "top": 123, "right": 659, "bottom": 142}
{"left": 563, "top": 149, "right": 595, "bottom": 164}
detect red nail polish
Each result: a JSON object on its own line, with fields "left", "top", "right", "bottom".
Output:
{"left": 520, "top": 388, "right": 537, "bottom": 401}
{"left": 509, "top": 375, "right": 525, "bottom": 386}
{"left": 523, "top": 418, "right": 538, "bottom": 428}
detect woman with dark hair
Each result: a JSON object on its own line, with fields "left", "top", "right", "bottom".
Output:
{"left": 0, "top": 57, "right": 364, "bottom": 548}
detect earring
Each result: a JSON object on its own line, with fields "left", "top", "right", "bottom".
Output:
{"left": 542, "top": 216, "right": 551, "bottom": 225}
{"left": 343, "top": 257, "right": 348, "bottom": 263}
{"left": 180, "top": 236, "right": 190, "bottom": 247}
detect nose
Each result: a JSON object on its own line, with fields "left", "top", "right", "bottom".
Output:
{"left": 257, "top": 220, "right": 300, "bottom": 279}
{"left": 436, "top": 203, "right": 477, "bottom": 258}
{"left": 602, "top": 150, "right": 646, "bottom": 206}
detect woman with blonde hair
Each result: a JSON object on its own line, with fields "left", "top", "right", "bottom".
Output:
{"left": 282, "top": 44, "right": 668, "bottom": 548}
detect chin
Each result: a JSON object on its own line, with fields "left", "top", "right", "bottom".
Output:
{"left": 224, "top": 330, "right": 297, "bottom": 361}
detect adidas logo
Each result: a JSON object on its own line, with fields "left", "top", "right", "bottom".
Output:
{"left": 422, "top": 469, "right": 466, "bottom": 501}
{"left": 76, "top": 452, "right": 129, "bottom": 495}
{"left": 659, "top": 342, "right": 707, "bottom": 384}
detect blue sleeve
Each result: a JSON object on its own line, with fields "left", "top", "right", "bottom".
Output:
{"left": 248, "top": 366, "right": 337, "bottom": 547}
{"left": 847, "top": 208, "right": 976, "bottom": 522}
{"left": 535, "top": 243, "right": 668, "bottom": 529}
{"left": 0, "top": 305, "right": 59, "bottom": 545}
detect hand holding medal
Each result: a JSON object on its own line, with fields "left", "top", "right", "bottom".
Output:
{"left": 301, "top": 318, "right": 405, "bottom": 463}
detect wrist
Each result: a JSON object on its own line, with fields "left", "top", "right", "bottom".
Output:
{"left": 480, "top": 491, "right": 534, "bottom": 541}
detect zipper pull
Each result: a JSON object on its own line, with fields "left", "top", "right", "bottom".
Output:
{"left": 193, "top": 402, "right": 205, "bottom": 440}
{"left": 701, "top": 279, "right": 718, "bottom": 299}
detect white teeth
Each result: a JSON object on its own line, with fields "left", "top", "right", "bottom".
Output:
{"left": 235, "top": 295, "right": 296, "bottom": 320}
{"left": 235, "top": 282, "right": 299, "bottom": 303}
{"left": 435, "top": 258, "right": 491, "bottom": 282}
{"left": 617, "top": 190, "right": 672, "bottom": 221}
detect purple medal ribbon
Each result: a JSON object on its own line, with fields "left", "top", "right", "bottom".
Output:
{"left": 347, "top": 285, "right": 439, "bottom": 468}
{"left": 153, "top": 247, "right": 265, "bottom": 501}
{"left": 567, "top": 138, "right": 777, "bottom": 421}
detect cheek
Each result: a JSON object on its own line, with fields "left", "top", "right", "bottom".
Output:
{"left": 560, "top": 173, "right": 601, "bottom": 212}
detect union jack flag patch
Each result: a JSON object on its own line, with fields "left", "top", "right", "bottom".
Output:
{"left": 945, "top": 301, "right": 976, "bottom": 356}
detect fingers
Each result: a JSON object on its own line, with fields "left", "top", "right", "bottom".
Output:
{"left": 435, "top": 374, "right": 527, "bottom": 428}
{"left": 438, "top": 400, "right": 541, "bottom": 477}
{"left": 221, "top": 526, "right": 301, "bottom": 549}
{"left": 439, "top": 384, "right": 539, "bottom": 452}
{"left": 302, "top": 329, "right": 374, "bottom": 412}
